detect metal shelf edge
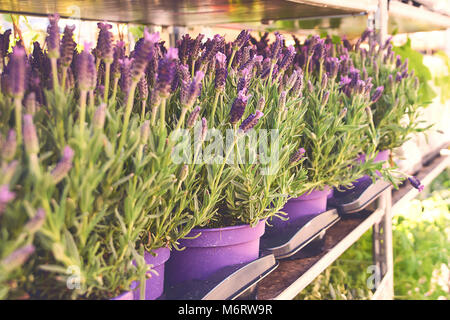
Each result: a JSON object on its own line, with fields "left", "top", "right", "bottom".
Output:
{"left": 273, "top": 206, "right": 386, "bottom": 300}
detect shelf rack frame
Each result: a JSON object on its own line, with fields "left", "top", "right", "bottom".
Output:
{"left": 0, "top": 0, "right": 448, "bottom": 301}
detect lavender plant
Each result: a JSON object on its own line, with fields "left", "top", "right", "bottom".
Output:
{"left": 0, "top": 17, "right": 226, "bottom": 299}
{"left": 349, "top": 30, "right": 429, "bottom": 153}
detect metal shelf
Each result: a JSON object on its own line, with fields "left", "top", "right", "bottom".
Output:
{"left": 389, "top": 0, "right": 450, "bottom": 33}
{"left": 257, "top": 205, "right": 387, "bottom": 300}
{"left": 0, "top": 0, "right": 375, "bottom": 26}
{"left": 257, "top": 151, "right": 450, "bottom": 300}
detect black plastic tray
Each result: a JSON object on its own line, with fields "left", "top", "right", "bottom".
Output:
{"left": 260, "top": 209, "right": 340, "bottom": 259}
{"left": 163, "top": 254, "right": 278, "bottom": 300}
{"left": 329, "top": 178, "right": 391, "bottom": 215}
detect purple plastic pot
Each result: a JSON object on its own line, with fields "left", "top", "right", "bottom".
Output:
{"left": 134, "top": 247, "right": 170, "bottom": 300}
{"left": 269, "top": 187, "right": 332, "bottom": 229}
{"left": 165, "top": 220, "right": 266, "bottom": 287}
{"left": 110, "top": 290, "right": 135, "bottom": 300}
{"left": 352, "top": 149, "right": 390, "bottom": 188}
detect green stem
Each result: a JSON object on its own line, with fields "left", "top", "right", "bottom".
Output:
{"left": 228, "top": 48, "right": 237, "bottom": 71}
{"left": 79, "top": 90, "right": 87, "bottom": 138}
{"left": 51, "top": 58, "right": 59, "bottom": 92}
{"left": 61, "top": 67, "right": 67, "bottom": 92}
{"left": 159, "top": 97, "right": 166, "bottom": 133}
{"left": 210, "top": 91, "right": 220, "bottom": 123}
{"left": 118, "top": 81, "right": 138, "bottom": 152}
{"left": 141, "top": 99, "right": 147, "bottom": 122}
{"left": 111, "top": 76, "right": 119, "bottom": 106}
{"left": 14, "top": 97, "right": 22, "bottom": 145}
{"left": 104, "top": 62, "right": 111, "bottom": 104}
{"left": 176, "top": 106, "right": 188, "bottom": 131}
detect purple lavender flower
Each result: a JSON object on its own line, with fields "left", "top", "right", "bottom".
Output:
{"left": 181, "top": 71, "right": 204, "bottom": 108}
{"left": 237, "top": 68, "right": 251, "bottom": 93}
{"left": 23, "top": 115, "right": 39, "bottom": 155}
{"left": 395, "top": 71, "right": 402, "bottom": 82}
{"left": 138, "top": 76, "right": 148, "bottom": 101}
{"left": 0, "top": 29, "right": 11, "bottom": 63}
{"left": 408, "top": 176, "right": 424, "bottom": 192}
{"left": 200, "top": 117, "right": 208, "bottom": 141}
{"left": 233, "top": 30, "right": 250, "bottom": 50}
{"left": 0, "top": 184, "right": 15, "bottom": 214}
{"left": 59, "top": 25, "right": 76, "bottom": 68}
{"left": 238, "top": 110, "right": 263, "bottom": 134}
{"left": 187, "top": 106, "right": 201, "bottom": 128}
{"left": 257, "top": 97, "right": 266, "bottom": 111}
{"left": 371, "top": 86, "right": 384, "bottom": 103}
{"left": 111, "top": 41, "right": 126, "bottom": 77}
{"left": 215, "top": 52, "right": 227, "bottom": 92}
{"left": 271, "top": 33, "right": 283, "bottom": 62}
{"left": 200, "top": 34, "right": 224, "bottom": 67}
{"left": 360, "top": 29, "right": 372, "bottom": 43}
{"left": 388, "top": 74, "right": 394, "bottom": 87}
{"left": 76, "top": 43, "right": 96, "bottom": 91}
{"left": 278, "top": 46, "right": 295, "bottom": 72}
{"left": 46, "top": 14, "right": 60, "bottom": 58}
{"left": 51, "top": 146, "right": 74, "bottom": 183}
{"left": 1, "top": 130, "right": 17, "bottom": 161}
{"left": 290, "top": 147, "right": 305, "bottom": 164}
{"left": 322, "top": 90, "right": 330, "bottom": 105}
{"left": 132, "top": 29, "right": 160, "bottom": 81}
{"left": 24, "top": 208, "right": 46, "bottom": 233}
{"left": 396, "top": 55, "right": 402, "bottom": 68}
{"left": 157, "top": 48, "right": 179, "bottom": 97}
{"left": 119, "top": 57, "right": 133, "bottom": 95}
{"left": 96, "top": 22, "right": 114, "bottom": 63}
{"left": 0, "top": 244, "right": 35, "bottom": 271}
{"left": 230, "top": 90, "right": 251, "bottom": 125}
{"left": 4, "top": 46, "right": 27, "bottom": 98}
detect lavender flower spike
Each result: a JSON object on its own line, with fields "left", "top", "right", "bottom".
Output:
{"left": 60, "top": 25, "right": 76, "bottom": 68}
{"left": 5, "top": 46, "right": 27, "bottom": 98}
{"left": 408, "top": 176, "right": 424, "bottom": 192}
{"left": 0, "top": 184, "right": 15, "bottom": 214}
{"left": 230, "top": 90, "right": 251, "bottom": 125}
{"left": 131, "top": 29, "right": 160, "bottom": 81}
{"left": 0, "top": 244, "right": 35, "bottom": 272}
{"left": 46, "top": 14, "right": 60, "bottom": 59}
{"left": 290, "top": 147, "right": 306, "bottom": 164}
{"left": 51, "top": 146, "right": 75, "bottom": 184}
{"left": 239, "top": 110, "right": 263, "bottom": 134}
{"left": 371, "top": 86, "right": 384, "bottom": 103}
{"left": 23, "top": 115, "right": 39, "bottom": 155}
{"left": 215, "top": 52, "right": 227, "bottom": 92}
{"left": 2, "top": 130, "right": 17, "bottom": 161}
{"left": 157, "top": 47, "right": 179, "bottom": 97}
{"left": 187, "top": 106, "right": 201, "bottom": 128}
{"left": 96, "top": 22, "right": 114, "bottom": 63}
{"left": 76, "top": 43, "right": 95, "bottom": 91}
{"left": 24, "top": 208, "right": 46, "bottom": 233}
{"left": 181, "top": 70, "right": 205, "bottom": 109}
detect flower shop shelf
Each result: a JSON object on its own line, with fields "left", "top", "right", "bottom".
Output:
{"left": 0, "top": 0, "right": 377, "bottom": 25}
{"left": 388, "top": 0, "right": 450, "bottom": 33}
{"left": 256, "top": 152, "right": 450, "bottom": 300}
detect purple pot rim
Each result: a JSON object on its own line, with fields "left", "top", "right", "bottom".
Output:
{"left": 358, "top": 149, "right": 390, "bottom": 163}
{"left": 291, "top": 186, "right": 332, "bottom": 201}
{"left": 144, "top": 247, "right": 170, "bottom": 266}
{"left": 179, "top": 219, "right": 266, "bottom": 248}
{"left": 110, "top": 290, "right": 134, "bottom": 300}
